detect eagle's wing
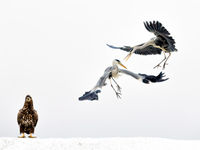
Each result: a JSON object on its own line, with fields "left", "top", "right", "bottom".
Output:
{"left": 79, "top": 67, "right": 112, "bottom": 101}
{"left": 33, "top": 110, "right": 38, "bottom": 127}
{"left": 144, "top": 21, "right": 177, "bottom": 52}
{"left": 119, "top": 69, "right": 169, "bottom": 84}
{"left": 17, "top": 109, "right": 23, "bottom": 125}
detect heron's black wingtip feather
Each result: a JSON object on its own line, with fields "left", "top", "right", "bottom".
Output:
{"left": 144, "top": 21, "right": 177, "bottom": 52}
{"left": 140, "top": 72, "right": 169, "bottom": 83}
{"left": 106, "top": 44, "right": 119, "bottom": 49}
{"left": 107, "top": 44, "right": 133, "bottom": 52}
{"left": 79, "top": 90, "right": 101, "bottom": 101}
{"left": 155, "top": 72, "right": 169, "bottom": 82}
{"left": 144, "top": 21, "right": 170, "bottom": 36}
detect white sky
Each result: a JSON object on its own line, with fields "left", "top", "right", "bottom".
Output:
{"left": 0, "top": 0, "right": 200, "bottom": 139}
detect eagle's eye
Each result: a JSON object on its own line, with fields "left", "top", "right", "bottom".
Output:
{"left": 26, "top": 97, "right": 31, "bottom": 101}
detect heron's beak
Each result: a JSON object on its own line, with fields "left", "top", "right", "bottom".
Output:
{"left": 124, "top": 52, "right": 132, "bottom": 61}
{"left": 119, "top": 63, "right": 127, "bottom": 69}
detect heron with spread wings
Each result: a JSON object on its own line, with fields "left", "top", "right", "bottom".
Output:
{"left": 107, "top": 21, "right": 177, "bottom": 69}
{"left": 79, "top": 59, "right": 168, "bottom": 100}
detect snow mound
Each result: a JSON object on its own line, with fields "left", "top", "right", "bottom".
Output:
{"left": 0, "top": 137, "right": 200, "bottom": 150}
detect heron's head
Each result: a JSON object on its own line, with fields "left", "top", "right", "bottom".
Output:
{"left": 113, "top": 59, "right": 127, "bottom": 69}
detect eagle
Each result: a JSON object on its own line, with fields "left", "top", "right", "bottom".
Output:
{"left": 107, "top": 21, "right": 177, "bottom": 69}
{"left": 17, "top": 95, "right": 38, "bottom": 138}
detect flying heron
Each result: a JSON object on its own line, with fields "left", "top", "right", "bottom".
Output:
{"left": 107, "top": 21, "right": 177, "bottom": 69}
{"left": 79, "top": 59, "right": 168, "bottom": 100}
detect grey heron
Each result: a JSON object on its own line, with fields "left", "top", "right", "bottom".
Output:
{"left": 107, "top": 21, "right": 177, "bottom": 69}
{"left": 79, "top": 59, "right": 168, "bottom": 101}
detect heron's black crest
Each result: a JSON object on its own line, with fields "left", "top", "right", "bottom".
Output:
{"left": 79, "top": 90, "right": 101, "bottom": 101}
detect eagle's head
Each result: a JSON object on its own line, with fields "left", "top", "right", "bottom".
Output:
{"left": 25, "top": 95, "right": 32, "bottom": 102}
{"left": 24, "top": 95, "right": 34, "bottom": 109}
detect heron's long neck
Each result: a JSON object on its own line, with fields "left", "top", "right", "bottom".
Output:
{"left": 112, "top": 64, "right": 119, "bottom": 77}
{"left": 112, "top": 63, "right": 118, "bottom": 69}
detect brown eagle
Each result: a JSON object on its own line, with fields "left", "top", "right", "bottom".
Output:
{"left": 17, "top": 95, "right": 38, "bottom": 138}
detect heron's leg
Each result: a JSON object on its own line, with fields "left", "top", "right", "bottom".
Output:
{"left": 111, "top": 77, "right": 121, "bottom": 92}
{"left": 153, "top": 52, "right": 167, "bottom": 69}
{"left": 162, "top": 52, "right": 171, "bottom": 69}
{"left": 18, "top": 133, "right": 25, "bottom": 138}
{"left": 28, "top": 133, "right": 36, "bottom": 138}
{"left": 110, "top": 79, "right": 121, "bottom": 99}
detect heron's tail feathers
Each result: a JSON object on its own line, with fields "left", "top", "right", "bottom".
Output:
{"left": 139, "top": 72, "right": 169, "bottom": 84}
{"left": 79, "top": 90, "right": 101, "bottom": 101}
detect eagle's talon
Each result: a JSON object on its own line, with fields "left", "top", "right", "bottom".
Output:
{"left": 28, "top": 133, "right": 36, "bottom": 138}
{"left": 18, "top": 133, "right": 25, "bottom": 138}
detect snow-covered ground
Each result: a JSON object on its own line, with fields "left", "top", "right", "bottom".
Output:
{"left": 0, "top": 137, "right": 200, "bottom": 150}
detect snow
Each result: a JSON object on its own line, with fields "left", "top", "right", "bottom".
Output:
{"left": 0, "top": 137, "right": 200, "bottom": 150}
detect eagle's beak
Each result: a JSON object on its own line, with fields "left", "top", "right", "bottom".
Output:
{"left": 119, "top": 63, "right": 127, "bottom": 69}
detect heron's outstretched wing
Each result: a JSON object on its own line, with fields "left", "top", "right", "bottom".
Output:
{"left": 119, "top": 69, "right": 142, "bottom": 80}
{"left": 144, "top": 21, "right": 177, "bottom": 52}
{"left": 119, "top": 69, "right": 169, "bottom": 84}
{"left": 92, "top": 66, "right": 112, "bottom": 90}
{"left": 79, "top": 67, "right": 113, "bottom": 101}
{"left": 134, "top": 45, "right": 162, "bottom": 55}
{"left": 79, "top": 90, "right": 101, "bottom": 101}
{"left": 106, "top": 44, "right": 133, "bottom": 52}
{"left": 138, "top": 72, "right": 169, "bottom": 83}
{"left": 144, "top": 21, "right": 170, "bottom": 36}
{"left": 107, "top": 43, "right": 162, "bottom": 55}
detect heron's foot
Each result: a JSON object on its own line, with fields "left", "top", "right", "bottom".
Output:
{"left": 153, "top": 64, "right": 162, "bottom": 69}
{"left": 115, "top": 92, "right": 122, "bottom": 99}
{"left": 28, "top": 134, "right": 36, "bottom": 138}
{"left": 18, "top": 133, "right": 25, "bottom": 138}
{"left": 117, "top": 85, "right": 122, "bottom": 92}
